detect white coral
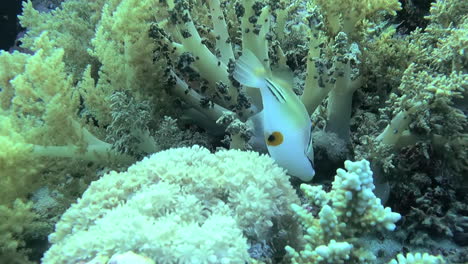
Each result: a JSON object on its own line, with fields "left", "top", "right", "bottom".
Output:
{"left": 43, "top": 146, "right": 301, "bottom": 264}
{"left": 388, "top": 252, "right": 446, "bottom": 264}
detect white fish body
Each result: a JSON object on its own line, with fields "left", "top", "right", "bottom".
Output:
{"left": 233, "top": 50, "right": 315, "bottom": 181}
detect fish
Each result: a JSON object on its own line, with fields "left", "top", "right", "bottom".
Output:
{"left": 233, "top": 49, "right": 315, "bottom": 181}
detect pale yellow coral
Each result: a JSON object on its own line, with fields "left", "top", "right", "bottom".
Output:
{"left": 0, "top": 32, "right": 134, "bottom": 213}
{"left": 0, "top": 199, "right": 45, "bottom": 264}
{"left": 310, "top": 0, "right": 401, "bottom": 36}
{"left": 19, "top": 0, "right": 106, "bottom": 78}
{"left": 86, "top": 0, "right": 165, "bottom": 125}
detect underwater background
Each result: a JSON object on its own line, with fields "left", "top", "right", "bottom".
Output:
{"left": 0, "top": 0, "right": 466, "bottom": 263}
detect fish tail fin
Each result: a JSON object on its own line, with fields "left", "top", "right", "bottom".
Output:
{"left": 233, "top": 49, "right": 267, "bottom": 89}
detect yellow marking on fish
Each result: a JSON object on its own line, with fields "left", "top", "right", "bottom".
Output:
{"left": 254, "top": 67, "right": 266, "bottom": 76}
{"left": 266, "top": 131, "right": 284, "bottom": 146}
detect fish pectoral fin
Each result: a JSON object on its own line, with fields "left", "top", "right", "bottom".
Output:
{"left": 247, "top": 111, "right": 268, "bottom": 153}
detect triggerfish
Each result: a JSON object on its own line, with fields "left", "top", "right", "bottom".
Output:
{"left": 233, "top": 50, "right": 315, "bottom": 181}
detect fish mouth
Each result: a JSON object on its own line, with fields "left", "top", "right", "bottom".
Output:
{"left": 305, "top": 154, "right": 315, "bottom": 177}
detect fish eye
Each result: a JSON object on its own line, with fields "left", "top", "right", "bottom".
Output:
{"left": 266, "top": 131, "right": 283, "bottom": 146}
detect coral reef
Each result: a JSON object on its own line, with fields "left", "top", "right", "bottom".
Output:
{"left": 0, "top": 0, "right": 465, "bottom": 262}
{"left": 353, "top": 0, "right": 467, "bottom": 255}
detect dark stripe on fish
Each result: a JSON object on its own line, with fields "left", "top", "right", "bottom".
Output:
{"left": 265, "top": 79, "right": 286, "bottom": 103}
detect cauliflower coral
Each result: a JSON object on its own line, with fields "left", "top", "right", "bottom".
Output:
{"left": 42, "top": 146, "right": 302, "bottom": 263}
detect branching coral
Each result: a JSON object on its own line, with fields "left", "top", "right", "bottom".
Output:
{"left": 11, "top": 0, "right": 406, "bottom": 178}
{"left": 350, "top": 0, "right": 467, "bottom": 257}
{"left": 0, "top": 200, "right": 43, "bottom": 264}
{"left": 0, "top": 32, "right": 136, "bottom": 261}
{"left": 286, "top": 160, "right": 401, "bottom": 263}
{"left": 147, "top": 0, "right": 277, "bottom": 132}
{"left": 0, "top": 32, "right": 135, "bottom": 170}
{"left": 19, "top": 0, "right": 105, "bottom": 78}
{"left": 0, "top": 32, "right": 137, "bottom": 203}
{"left": 360, "top": 0, "right": 467, "bottom": 170}
{"left": 300, "top": 0, "right": 401, "bottom": 142}
{"left": 354, "top": 0, "right": 467, "bottom": 183}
